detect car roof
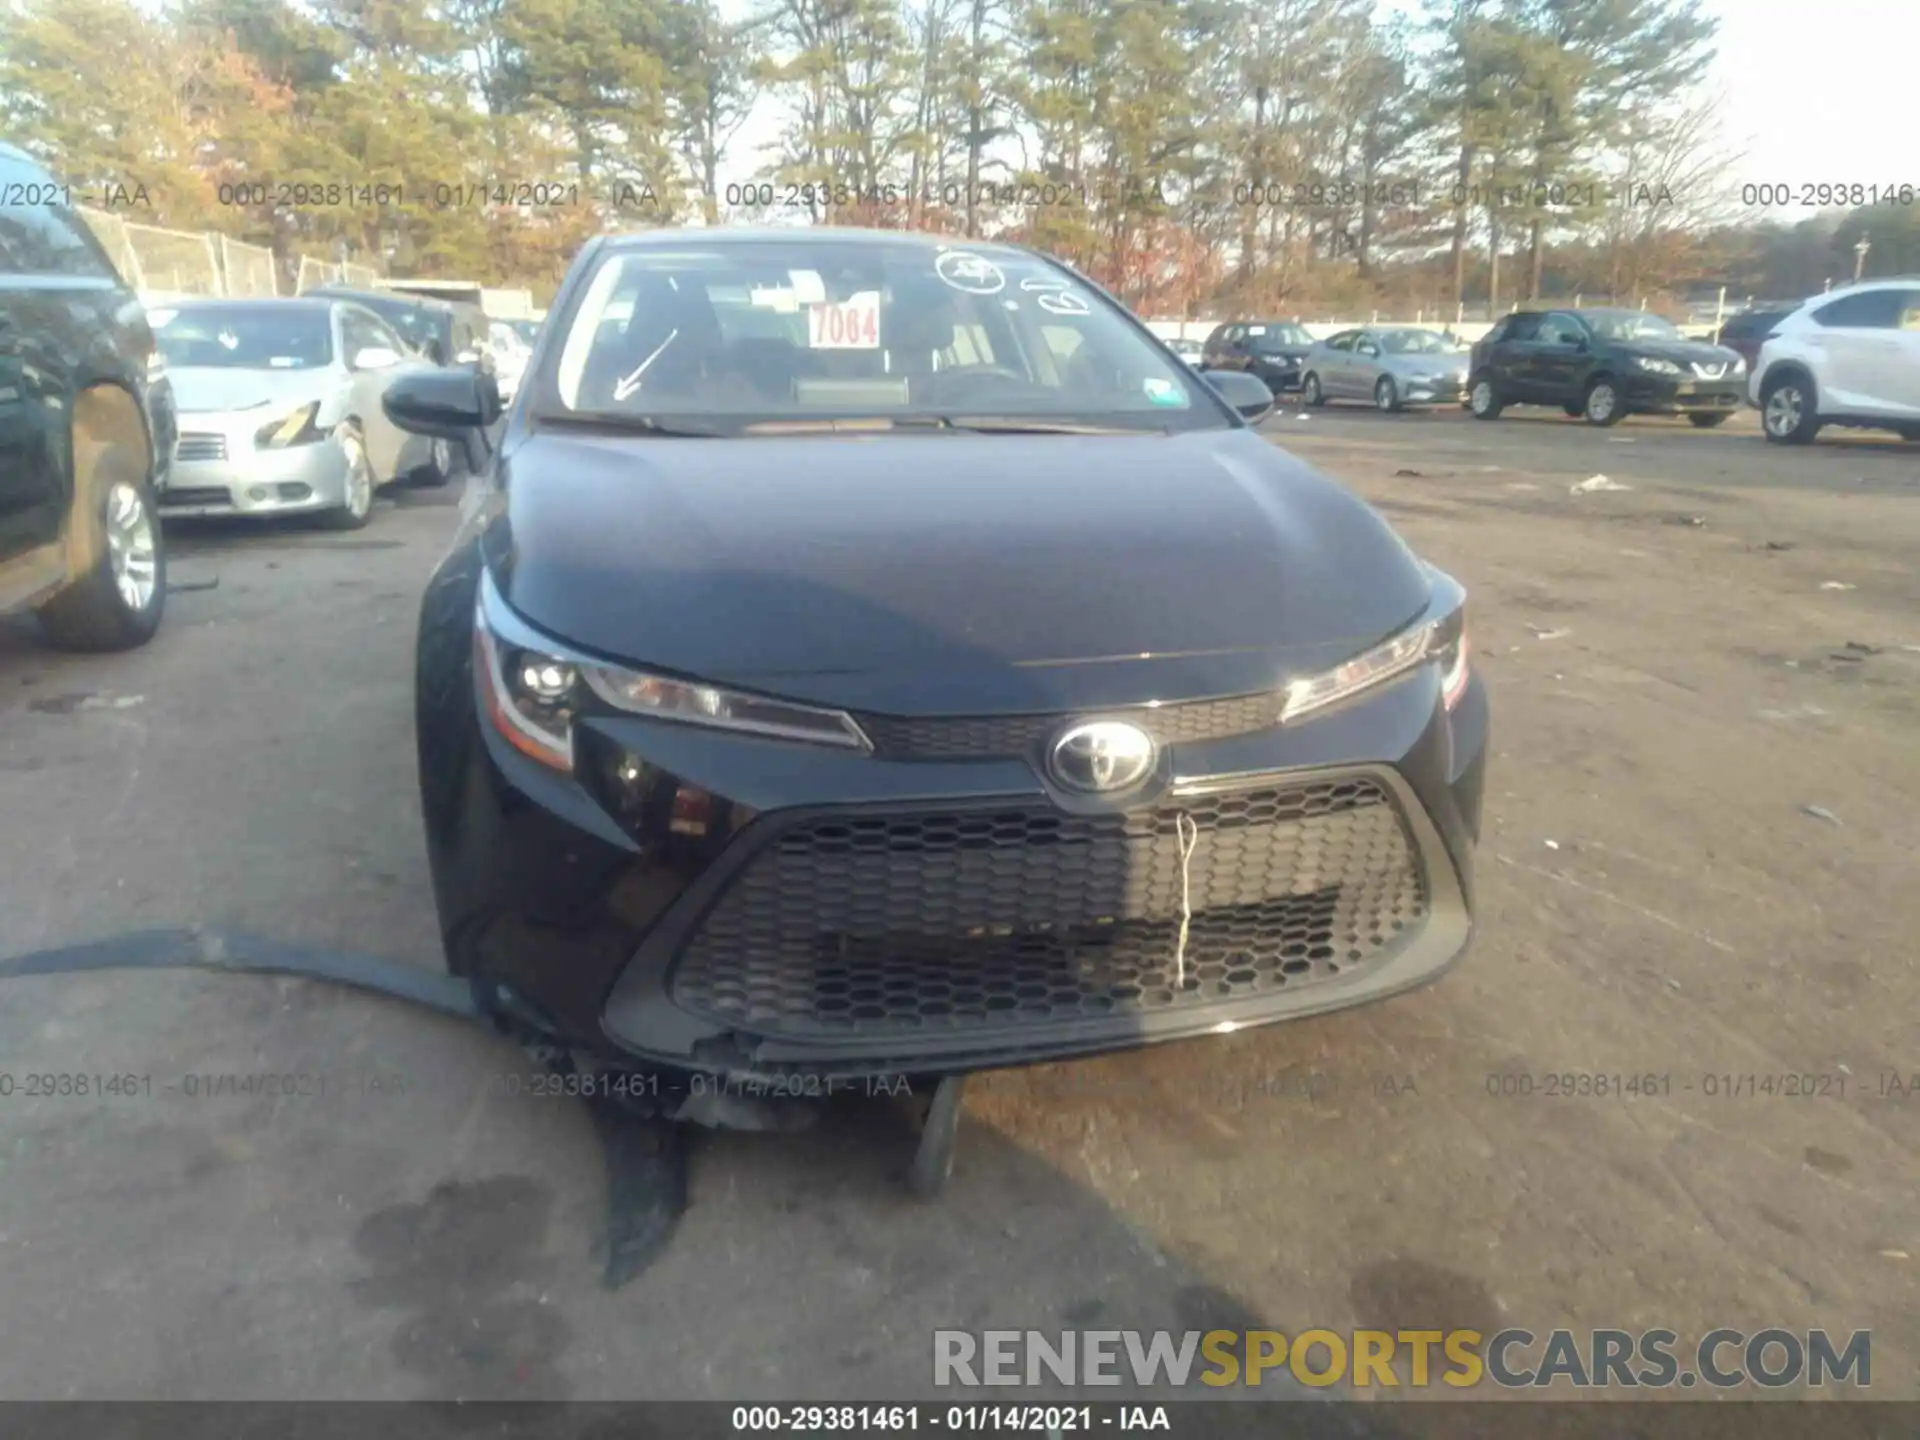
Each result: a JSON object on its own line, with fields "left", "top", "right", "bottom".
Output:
{"left": 0, "top": 140, "right": 49, "bottom": 173}
{"left": 170, "top": 296, "right": 335, "bottom": 314}
{"left": 310, "top": 285, "right": 454, "bottom": 312}
{"left": 597, "top": 225, "right": 1037, "bottom": 260}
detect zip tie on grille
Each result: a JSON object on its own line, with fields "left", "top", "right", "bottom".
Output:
{"left": 1174, "top": 811, "right": 1198, "bottom": 991}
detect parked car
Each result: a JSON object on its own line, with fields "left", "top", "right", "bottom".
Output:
{"left": 1711, "top": 307, "right": 1797, "bottom": 370}
{"left": 0, "top": 141, "right": 173, "bottom": 650}
{"left": 1165, "top": 337, "right": 1204, "bottom": 363}
{"left": 152, "top": 297, "right": 454, "bottom": 528}
{"left": 1750, "top": 280, "right": 1920, "bottom": 445}
{"left": 1466, "top": 308, "right": 1746, "bottom": 427}
{"left": 386, "top": 228, "right": 1486, "bottom": 1153}
{"left": 1201, "top": 319, "right": 1317, "bottom": 393}
{"left": 1301, "top": 326, "right": 1470, "bottom": 412}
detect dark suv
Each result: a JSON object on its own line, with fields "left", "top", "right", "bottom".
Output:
{"left": 1201, "top": 320, "right": 1317, "bottom": 394}
{"left": 1, "top": 142, "right": 175, "bottom": 649}
{"left": 1466, "top": 307, "right": 1747, "bottom": 428}
{"left": 1710, "top": 307, "right": 1796, "bottom": 371}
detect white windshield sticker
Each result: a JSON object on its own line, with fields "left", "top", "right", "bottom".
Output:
{"left": 1037, "top": 290, "right": 1091, "bottom": 317}
{"left": 749, "top": 285, "right": 799, "bottom": 313}
{"left": 788, "top": 270, "right": 827, "bottom": 306}
{"left": 807, "top": 290, "right": 881, "bottom": 349}
{"left": 935, "top": 251, "right": 1005, "bottom": 295}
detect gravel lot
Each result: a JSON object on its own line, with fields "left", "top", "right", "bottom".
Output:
{"left": 0, "top": 407, "right": 1915, "bottom": 1406}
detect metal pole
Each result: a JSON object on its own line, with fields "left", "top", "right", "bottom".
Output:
{"left": 1715, "top": 285, "right": 1725, "bottom": 332}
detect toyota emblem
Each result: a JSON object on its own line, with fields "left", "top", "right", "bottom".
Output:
{"left": 1047, "top": 720, "right": 1157, "bottom": 794}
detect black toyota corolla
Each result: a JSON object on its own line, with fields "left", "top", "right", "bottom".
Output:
{"left": 387, "top": 228, "right": 1488, "bottom": 1104}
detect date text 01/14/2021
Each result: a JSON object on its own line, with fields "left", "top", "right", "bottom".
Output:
{"left": 730, "top": 1404, "right": 1173, "bottom": 1432}
{"left": 1483, "top": 1072, "right": 1919, "bottom": 1100}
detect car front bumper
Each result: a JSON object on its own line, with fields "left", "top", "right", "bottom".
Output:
{"left": 1400, "top": 375, "right": 1468, "bottom": 406}
{"left": 421, "top": 588, "right": 1489, "bottom": 1084}
{"left": 1624, "top": 375, "right": 1745, "bottom": 414}
{"left": 160, "top": 422, "right": 351, "bottom": 517}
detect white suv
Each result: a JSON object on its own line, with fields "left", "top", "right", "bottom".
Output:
{"left": 1751, "top": 279, "right": 1920, "bottom": 444}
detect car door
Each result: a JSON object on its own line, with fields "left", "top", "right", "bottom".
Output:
{"left": 1531, "top": 312, "right": 1590, "bottom": 404}
{"left": 1890, "top": 291, "right": 1920, "bottom": 415}
{"left": 1200, "top": 324, "right": 1231, "bottom": 369}
{"left": 338, "top": 305, "right": 413, "bottom": 478}
{"left": 1311, "top": 331, "right": 1349, "bottom": 395}
{"left": 1488, "top": 313, "right": 1545, "bottom": 398}
{"left": 1809, "top": 288, "right": 1907, "bottom": 414}
{"left": 1349, "top": 330, "right": 1385, "bottom": 395}
{"left": 0, "top": 158, "right": 91, "bottom": 568}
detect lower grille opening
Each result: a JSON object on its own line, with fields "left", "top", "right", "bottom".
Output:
{"left": 805, "top": 889, "right": 1350, "bottom": 1026}
{"left": 669, "top": 776, "right": 1429, "bottom": 1040}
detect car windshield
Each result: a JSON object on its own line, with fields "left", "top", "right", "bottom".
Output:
{"left": 1379, "top": 328, "right": 1451, "bottom": 355}
{"left": 151, "top": 304, "right": 333, "bottom": 369}
{"left": 1583, "top": 311, "right": 1682, "bottom": 344}
{"left": 1247, "top": 323, "right": 1312, "bottom": 352}
{"left": 543, "top": 239, "right": 1225, "bottom": 432}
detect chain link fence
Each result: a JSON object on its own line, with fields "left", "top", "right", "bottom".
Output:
{"left": 75, "top": 208, "right": 393, "bottom": 299}
{"left": 219, "top": 235, "right": 279, "bottom": 297}
{"left": 76, "top": 207, "right": 293, "bottom": 298}
{"left": 294, "top": 256, "right": 382, "bottom": 293}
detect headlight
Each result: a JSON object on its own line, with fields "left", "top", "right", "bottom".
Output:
{"left": 1631, "top": 356, "right": 1681, "bottom": 375}
{"left": 1730, "top": 356, "right": 1747, "bottom": 376}
{"left": 1281, "top": 598, "right": 1470, "bottom": 724}
{"left": 474, "top": 577, "right": 871, "bottom": 772}
{"left": 254, "top": 401, "right": 324, "bottom": 448}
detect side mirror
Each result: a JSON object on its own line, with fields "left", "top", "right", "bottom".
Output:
{"left": 352, "top": 345, "right": 401, "bottom": 371}
{"left": 383, "top": 367, "right": 503, "bottom": 472}
{"left": 1201, "top": 369, "right": 1275, "bottom": 423}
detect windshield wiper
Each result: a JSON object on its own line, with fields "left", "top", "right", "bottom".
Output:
{"left": 936, "top": 416, "right": 1170, "bottom": 436}
{"left": 540, "top": 411, "right": 722, "bottom": 438}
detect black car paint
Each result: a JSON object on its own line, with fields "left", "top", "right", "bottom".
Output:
{"left": 1470, "top": 309, "right": 1744, "bottom": 419}
{"left": 403, "top": 229, "right": 1488, "bottom": 1082}
{"left": 1202, "top": 321, "right": 1314, "bottom": 394}
{"left": 0, "top": 142, "right": 174, "bottom": 613}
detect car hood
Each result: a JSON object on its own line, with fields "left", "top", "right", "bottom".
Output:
{"left": 168, "top": 366, "right": 335, "bottom": 415}
{"left": 489, "top": 426, "right": 1437, "bottom": 715}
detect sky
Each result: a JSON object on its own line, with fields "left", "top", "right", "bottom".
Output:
{"left": 714, "top": 0, "right": 1899, "bottom": 211}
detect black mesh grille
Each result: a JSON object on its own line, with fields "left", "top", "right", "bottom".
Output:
{"left": 670, "top": 775, "right": 1427, "bottom": 1038}
{"left": 857, "top": 694, "right": 1280, "bottom": 760}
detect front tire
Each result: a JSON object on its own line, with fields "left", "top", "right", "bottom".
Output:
{"left": 1688, "top": 412, "right": 1731, "bottom": 429}
{"left": 1761, "top": 372, "right": 1821, "bottom": 445}
{"left": 412, "top": 436, "right": 455, "bottom": 489}
{"left": 319, "top": 421, "right": 376, "bottom": 530}
{"left": 1374, "top": 376, "right": 1401, "bottom": 413}
{"left": 1468, "top": 374, "right": 1503, "bottom": 419}
{"left": 1582, "top": 376, "right": 1624, "bottom": 427}
{"left": 36, "top": 458, "right": 166, "bottom": 652}
{"left": 1302, "top": 372, "right": 1327, "bottom": 407}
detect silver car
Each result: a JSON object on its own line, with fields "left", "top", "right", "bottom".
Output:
{"left": 152, "top": 298, "right": 454, "bottom": 529}
{"left": 1301, "top": 326, "right": 1471, "bottom": 412}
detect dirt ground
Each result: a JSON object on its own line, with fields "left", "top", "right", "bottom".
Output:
{"left": 0, "top": 403, "right": 1914, "bottom": 1409}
